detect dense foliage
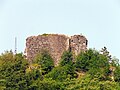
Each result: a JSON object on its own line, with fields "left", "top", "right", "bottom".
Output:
{"left": 34, "top": 50, "right": 54, "bottom": 75}
{"left": 0, "top": 48, "right": 120, "bottom": 90}
{"left": 74, "top": 49, "right": 110, "bottom": 80}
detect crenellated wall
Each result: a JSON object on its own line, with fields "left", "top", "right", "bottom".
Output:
{"left": 25, "top": 34, "right": 88, "bottom": 65}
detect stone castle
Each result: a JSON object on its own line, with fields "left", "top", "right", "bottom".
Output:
{"left": 25, "top": 34, "right": 88, "bottom": 65}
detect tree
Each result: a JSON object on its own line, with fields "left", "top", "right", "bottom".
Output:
{"left": 34, "top": 50, "right": 54, "bottom": 75}
{"left": 74, "top": 49, "right": 110, "bottom": 80}
{"left": 45, "top": 66, "right": 68, "bottom": 81}
{"left": 74, "top": 49, "right": 96, "bottom": 72}
{"left": 114, "top": 65, "right": 120, "bottom": 82}
{"left": 60, "top": 51, "right": 73, "bottom": 66}
{"left": 0, "top": 53, "right": 29, "bottom": 89}
{"left": 35, "top": 79, "right": 65, "bottom": 90}
{"left": 0, "top": 50, "right": 14, "bottom": 67}
{"left": 0, "top": 48, "right": 120, "bottom": 90}
{"left": 0, "top": 51, "right": 15, "bottom": 89}
{"left": 101, "top": 47, "right": 112, "bottom": 62}
{"left": 25, "top": 69, "right": 43, "bottom": 90}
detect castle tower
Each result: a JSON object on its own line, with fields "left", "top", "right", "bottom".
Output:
{"left": 25, "top": 34, "right": 88, "bottom": 65}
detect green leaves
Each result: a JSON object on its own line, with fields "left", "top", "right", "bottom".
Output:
{"left": 0, "top": 48, "right": 120, "bottom": 90}
{"left": 114, "top": 65, "right": 120, "bottom": 82}
{"left": 45, "top": 66, "right": 68, "bottom": 81}
{"left": 34, "top": 50, "right": 54, "bottom": 75}
{"left": 45, "top": 50, "right": 77, "bottom": 82}
{"left": 74, "top": 49, "right": 110, "bottom": 80}
{"left": 0, "top": 52, "right": 28, "bottom": 89}
{"left": 60, "top": 51, "right": 73, "bottom": 66}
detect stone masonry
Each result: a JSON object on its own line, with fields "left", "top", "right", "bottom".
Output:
{"left": 25, "top": 34, "right": 88, "bottom": 65}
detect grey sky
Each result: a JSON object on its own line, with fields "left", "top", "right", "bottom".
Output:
{"left": 0, "top": 0, "right": 120, "bottom": 59}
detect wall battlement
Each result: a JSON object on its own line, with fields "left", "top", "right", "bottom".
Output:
{"left": 25, "top": 34, "right": 88, "bottom": 65}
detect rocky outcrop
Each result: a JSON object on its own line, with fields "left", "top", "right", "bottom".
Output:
{"left": 25, "top": 34, "right": 88, "bottom": 65}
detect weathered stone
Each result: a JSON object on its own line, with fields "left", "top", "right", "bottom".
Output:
{"left": 25, "top": 34, "right": 88, "bottom": 65}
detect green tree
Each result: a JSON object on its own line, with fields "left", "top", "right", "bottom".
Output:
{"left": 75, "top": 49, "right": 110, "bottom": 80}
{"left": 0, "top": 48, "right": 120, "bottom": 90}
{"left": 36, "top": 79, "right": 65, "bottom": 90}
{"left": 34, "top": 50, "right": 54, "bottom": 75}
{"left": 0, "top": 50, "right": 14, "bottom": 67}
{"left": 0, "top": 51, "right": 14, "bottom": 89}
{"left": 25, "top": 69, "right": 43, "bottom": 90}
{"left": 46, "top": 66, "right": 67, "bottom": 81}
{"left": 74, "top": 49, "right": 95, "bottom": 72}
{"left": 60, "top": 51, "right": 73, "bottom": 66}
{"left": 101, "top": 47, "right": 112, "bottom": 62}
{"left": 0, "top": 53, "right": 29, "bottom": 90}
{"left": 114, "top": 65, "right": 120, "bottom": 82}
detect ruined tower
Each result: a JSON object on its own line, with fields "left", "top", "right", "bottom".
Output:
{"left": 25, "top": 34, "right": 88, "bottom": 65}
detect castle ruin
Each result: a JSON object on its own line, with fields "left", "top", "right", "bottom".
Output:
{"left": 25, "top": 34, "right": 88, "bottom": 65}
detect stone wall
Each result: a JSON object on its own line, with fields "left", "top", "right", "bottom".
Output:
{"left": 25, "top": 34, "right": 88, "bottom": 65}
{"left": 70, "top": 35, "right": 88, "bottom": 56}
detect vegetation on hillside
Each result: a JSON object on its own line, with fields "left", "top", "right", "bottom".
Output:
{"left": 0, "top": 47, "right": 120, "bottom": 90}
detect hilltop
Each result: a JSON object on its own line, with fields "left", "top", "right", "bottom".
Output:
{"left": 0, "top": 34, "right": 120, "bottom": 90}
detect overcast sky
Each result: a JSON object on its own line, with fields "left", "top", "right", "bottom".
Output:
{"left": 0, "top": 0, "right": 120, "bottom": 60}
